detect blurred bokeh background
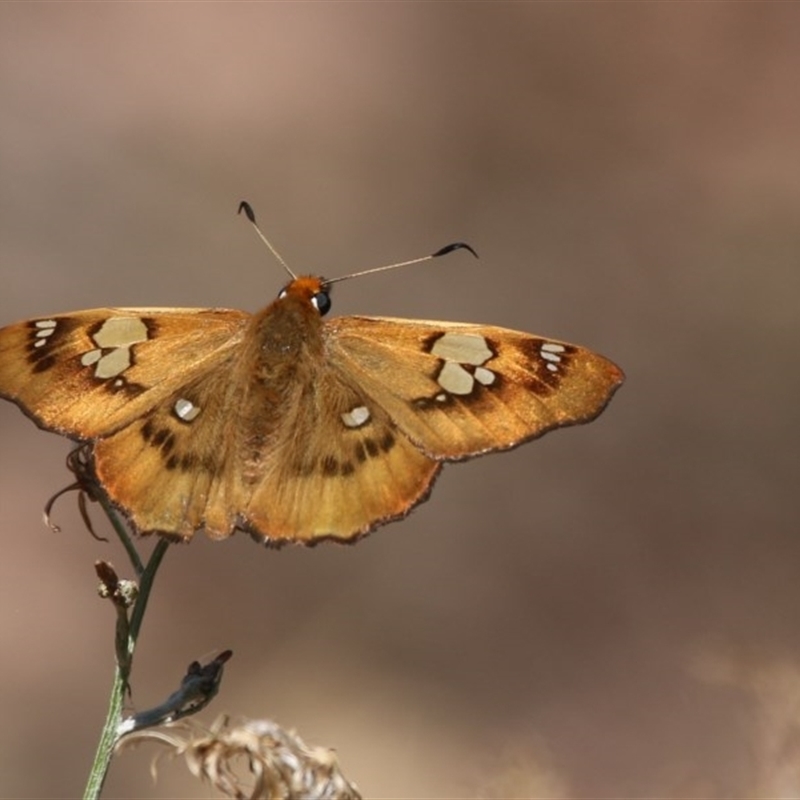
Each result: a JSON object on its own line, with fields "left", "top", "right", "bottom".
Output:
{"left": 1, "top": 4, "right": 798, "bottom": 798}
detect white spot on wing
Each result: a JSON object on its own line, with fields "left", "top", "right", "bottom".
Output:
{"left": 33, "top": 320, "right": 56, "bottom": 344}
{"left": 81, "top": 316, "right": 150, "bottom": 380}
{"left": 437, "top": 361, "right": 475, "bottom": 395}
{"left": 174, "top": 398, "right": 201, "bottom": 422}
{"left": 341, "top": 405, "right": 370, "bottom": 428}
{"left": 431, "top": 333, "right": 492, "bottom": 366}
{"left": 540, "top": 342, "right": 566, "bottom": 372}
{"left": 93, "top": 317, "right": 149, "bottom": 349}
{"left": 81, "top": 350, "right": 102, "bottom": 366}
{"left": 474, "top": 366, "right": 496, "bottom": 385}
{"left": 94, "top": 348, "right": 132, "bottom": 379}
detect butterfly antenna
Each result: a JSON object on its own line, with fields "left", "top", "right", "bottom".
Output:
{"left": 238, "top": 201, "right": 297, "bottom": 280}
{"left": 326, "top": 241, "right": 478, "bottom": 286}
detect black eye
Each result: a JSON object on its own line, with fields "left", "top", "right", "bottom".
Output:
{"left": 311, "top": 291, "right": 331, "bottom": 316}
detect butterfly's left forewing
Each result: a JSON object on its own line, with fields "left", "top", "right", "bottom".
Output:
{"left": 0, "top": 308, "right": 250, "bottom": 438}
{"left": 0, "top": 307, "right": 254, "bottom": 539}
{"left": 325, "top": 315, "right": 624, "bottom": 460}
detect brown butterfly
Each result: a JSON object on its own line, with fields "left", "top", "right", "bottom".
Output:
{"left": 0, "top": 203, "right": 624, "bottom": 545}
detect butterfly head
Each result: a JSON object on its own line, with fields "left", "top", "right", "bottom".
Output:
{"left": 277, "top": 276, "right": 332, "bottom": 317}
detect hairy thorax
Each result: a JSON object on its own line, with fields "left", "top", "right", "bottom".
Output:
{"left": 236, "top": 293, "right": 326, "bottom": 483}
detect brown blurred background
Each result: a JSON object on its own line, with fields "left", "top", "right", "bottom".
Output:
{"left": 1, "top": 4, "right": 798, "bottom": 798}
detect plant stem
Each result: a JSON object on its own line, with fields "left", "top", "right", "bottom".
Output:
{"left": 82, "top": 663, "right": 127, "bottom": 800}
{"left": 82, "top": 497, "right": 170, "bottom": 800}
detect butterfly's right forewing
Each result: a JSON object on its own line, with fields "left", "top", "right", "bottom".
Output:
{"left": 326, "top": 315, "right": 624, "bottom": 460}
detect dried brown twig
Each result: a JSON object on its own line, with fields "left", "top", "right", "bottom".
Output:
{"left": 118, "top": 715, "right": 362, "bottom": 800}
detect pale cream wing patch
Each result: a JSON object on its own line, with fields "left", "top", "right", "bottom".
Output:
{"left": 325, "top": 316, "right": 625, "bottom": 460}
{"left": 0, "top": 308, "right": 250, "bottom": 438}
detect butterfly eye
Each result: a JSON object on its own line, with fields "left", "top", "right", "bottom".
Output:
{"left": 311, "top": 291, "right": 331, "bottom": 316}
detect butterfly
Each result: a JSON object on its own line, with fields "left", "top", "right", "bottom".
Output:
{"left": 0, "top": 203, "right": 624, "bottom": 546}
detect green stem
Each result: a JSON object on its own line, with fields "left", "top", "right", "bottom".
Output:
{"left": 99, "top": 495, "right": 145, "bottom": 577}
{"left": 82, "top": 500, "right": 170, "bottom": 800}
{"left": 82, "top": 663, "right": 127, "bottom": 800}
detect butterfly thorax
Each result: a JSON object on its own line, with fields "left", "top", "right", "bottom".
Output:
{"left": 235, "top": 278, "right": 328, "bottom": 484}
{"left": 247, "top": 277, "right": 326, "bottom": 382}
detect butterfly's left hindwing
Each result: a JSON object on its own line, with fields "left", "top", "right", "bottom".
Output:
{"left": 325, "top": 316, "right": 624, "bottom": 460}
{"left": 0, "top": 308, "right": 249, "bottom": 438}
